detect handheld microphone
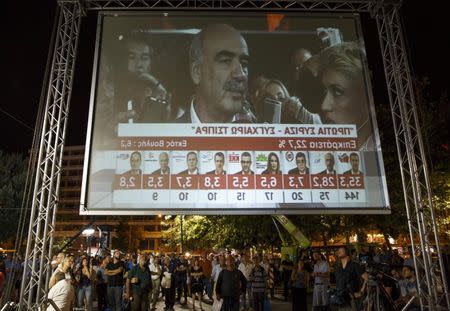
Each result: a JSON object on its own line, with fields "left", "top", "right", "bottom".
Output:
{"left": 262, "top": 97, "right": 282, "bottom": 124}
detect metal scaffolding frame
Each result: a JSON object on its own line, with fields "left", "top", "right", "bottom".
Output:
{"left": 18, "top": 0, "right": 448, "bottom": 310}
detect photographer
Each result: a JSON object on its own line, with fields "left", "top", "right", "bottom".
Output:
{"left": 331, "top": 247, "right": 363, "bottom": 311}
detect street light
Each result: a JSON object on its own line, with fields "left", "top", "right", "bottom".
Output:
{"left": 82, "top": 227, "right": 95, "bottom": 256}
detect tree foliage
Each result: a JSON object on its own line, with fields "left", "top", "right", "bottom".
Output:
{"left": 112, "top": 221, "right": 145, "bottom": 252}
{"left": 0, "top": 151, "right": 28, "bottom": 244}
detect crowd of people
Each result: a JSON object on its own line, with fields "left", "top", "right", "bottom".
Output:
{"left": 0, "top": 244, "right": 430, "bottom": 311}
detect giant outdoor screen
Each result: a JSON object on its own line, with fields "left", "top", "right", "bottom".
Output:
{"left": 80, "top": 12, "right": 389, "bottom": 215}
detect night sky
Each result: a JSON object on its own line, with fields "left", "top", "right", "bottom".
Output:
{"left": 2, "top": 0, "right": 449, "bottom": 154}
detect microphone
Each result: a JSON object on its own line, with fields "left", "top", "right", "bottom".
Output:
{"left": 262, "top": 97, "right": 282, "bottom": 124}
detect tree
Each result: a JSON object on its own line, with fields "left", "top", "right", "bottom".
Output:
{"left": 0, "top": 151, "right": 28, "bottom": 244}
{"left": 112, "top": 221, "right": 145, "bottom": 252}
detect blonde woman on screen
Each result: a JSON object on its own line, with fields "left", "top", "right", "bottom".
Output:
{"left": 286, "top": 42, "right": 374, "bottom": 150}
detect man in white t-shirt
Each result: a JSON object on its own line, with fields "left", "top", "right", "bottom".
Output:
{"left": 47, "top": 272, "right": 75, "bottom": 311}
{"left": 238, "top": 254, "right": 254, "bottom": 310}
{"left": 149, "top": 255, "right": 162, "bottom": 310}
{"left": 311, "top": 252, "right": 330, "bottom": 311}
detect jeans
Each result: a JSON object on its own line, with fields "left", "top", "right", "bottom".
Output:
{"left": 176, "top": 277, "right": 187, "bottom": 303}
{"left": 252, "top": 292, "right": 265, "bottom": 311}
{"left": 131, "top": 291, "right": 149, "bottom": 311}
{"left": 151, "top": 278, "right": 161, "bottom": 308}
{"left": 203, "top": 278, "right": 213, "bottom": 299}
{"left": 221, "top": 296, "right": 240, "bottom": 311}
{"left": 77, "top": 285, "right": 93, "bottom": 311}
{"left": 164, "top": 286, "right": 176, "bottom": 309}
{"left": 96, "top": 283, "right": 107, "bottom": 311}
{"left": 107, "top": 285, "right": 123, "bottom": 311}
{"left": 292, "top": 287, "right": 307, "bottom": 311}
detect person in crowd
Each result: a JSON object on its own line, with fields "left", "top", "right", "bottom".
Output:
{"left": 47, "top": 271, "right": 75, "bottom": 311}
{"left": 249, "top": 256, "right": 267, "bottom": 311}
{"left": 211, "top": 254, "right": 226, "bottom": 306}
{"left": 177, "top": 24, "right": 250, "bottom": 123}
{"left": 396, "top": 265, "right": 419, "bottom": 310}
{"left": 175, "top": 254, "right": 188, "bottom": 305}
{"left": 311, "top": 252, "right": 330, "bottom": 311}
{"left": 162, "top": 256, "right": 176, "bottom": 311}
{"left": 0, "top": 261, "right": 5, "bottom": 297}
{"left": 291, "top": 260, "right": 308, "bottom": 311}
{"left": 216, "top": 257, "right": 247, "bottom": 311}
{"left": 238, "top": 254, "right": 254, "bottom": 310}
{"left": 199, "top": 254, "right": 213, "bottom": 301}
{"left": 261, "top": 152, "right": 282, "bottom": 174}
{"left": 96, "top": 257, "right": 109, "bottom": 311}
{"left": 49, "top": 256, "right": 73, "bottom": 289}
{"left": 51, "top": 253, "right": 66, "bottom": 271}
{"left": 286, "top": 42, "right": 374, "bottom": 150}
{"left": 389, "top": 268, "right": 403, "bottom": 301}
{"left": 105, "top": 250, "right": 125, "bottom": 311}
{"left": 190, "top": 258, "right": 204, "bottom": 310}
{"left": 76, "top": 256, "right": 95, "bottom": 311}
{"left": 332, "top": 247, "right": 363, "bottom": 311}
{"left": 149, "top": 255, "right": 162, "bottom": 310}
{"left": 267, "top": 258, "right": 276, "bottom": 298}
{"left": 126, "top": 253, "right": 152, "bottom": 311}
{"left": 281, "top": 254, "right": 294, "bottom": 300}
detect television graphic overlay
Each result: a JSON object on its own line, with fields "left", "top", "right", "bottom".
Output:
{"left": 81, "top": 12, "right": 389, "bottom": 215}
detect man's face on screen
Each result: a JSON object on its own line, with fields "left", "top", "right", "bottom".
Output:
{"left": 350, "top": 154, "right": 359, "bottom": 171}
{"left": 241, "top": 156, "right": 252, "bottom": 173}
{"left": 159, "top": 153, "right": 169, "bottom": 171}
{"left": 324, "top": 153, "right": 334, "bottom": 171}
{"left": 130, "top": 153, "right": 142, "bottom": 170}
{"left": 296, "top": 155, "right": 307, "bottom": 171}
{"left": 187, "top": 153, "right": 198, "bottom": 171}
{"left": 197, "top": 27, "right": 249, "bottom": 121}
{"left": 127, "top": 42, "right": 151, "bottom": 75}
{"left": 215, "top": 154, "right": 225, "bottom": 172}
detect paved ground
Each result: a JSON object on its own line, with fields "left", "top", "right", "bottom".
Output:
{"left": 149, "top": 286, "right": 312, "bottom": 311}
{"left": 150, "top": 296, "right": 293, "bottom": 311}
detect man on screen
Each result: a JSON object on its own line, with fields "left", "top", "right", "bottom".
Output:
{"left": 206, "top": 152, "right": 227, "bottom": 175}
{"left": 179, "top": 152, "right": 199, "bottom": 175}
{"left": 116, "top": 32, "right": 170, "bottom": 123}
{"left": 288, "top": 152, "right": 310, "bottom": 174}
{"left": 235, "top": 152, "right": 254, "bottom": 175}
{"left": 319, "top": 152, "right": 336, "bottom": 174}
{"left": 151, "top": 152, "right": 170, "bottom": 175}
{"left": 343, "top": 152, "right": 362, "bottom": 175}
{"left": 125, "top": 151, "right": 143, "bottom": 176}
{"left": 177, "top": 24, "right": 250, "bottom": 123}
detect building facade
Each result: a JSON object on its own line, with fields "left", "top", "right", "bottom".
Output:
{"left": 56, "top": 145, "right": 165, "bottom": 253}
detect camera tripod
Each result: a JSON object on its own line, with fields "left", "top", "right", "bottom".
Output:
{"left": 362, "top": 274, "right": 398, "bottom": 311}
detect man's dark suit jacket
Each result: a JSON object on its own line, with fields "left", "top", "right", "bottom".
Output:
{"left": 151, "top": 168, "right": 170, "bottom": 175}
{"left": 318, "top": 169, "right": 336, "bottom": 174}
{"left": 288, "top": 167, "right": 310, "bottom": 174}
{"left": 343, "top": 169, "right": 362, "bottom": 175}
{"left": 205, "top": 170, "right": 227, "bottom": 175}
{"left": 178, "top": 168, "right": 198, "bottom": 175}
{"left": 234, "top": 170, "right": 254, "bottom": 175}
